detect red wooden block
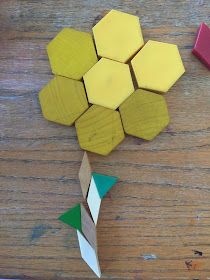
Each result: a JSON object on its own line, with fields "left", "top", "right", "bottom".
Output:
{"left": 192, "top": 22, "right": 210, "bottom": 70}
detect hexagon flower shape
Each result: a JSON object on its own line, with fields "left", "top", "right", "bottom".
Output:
{"left": 93, "top": 10, "right": 144, "bottom": 63}
{"left": 83, "top": 58, "right": 134, "bottom": 110}
{"left": 75, "top": 105, "right": 125, "bottom": 155}
{"left": 47, "top": 28, "right": 98, "bottom": 80}
{"left": 131, "top": 40, "right": 185, "bottom": 93}
{"left": 119, "top": 89, "right": 170, "bottom": 140}
{"left": 39, "top": 76, "right": 88, "bottom": 126}
{"left": 39, "top": 10, "right": 185, "bottom": 157}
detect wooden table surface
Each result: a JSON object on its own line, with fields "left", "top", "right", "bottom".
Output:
{"left": 1, "top": 1, "right": 210, "bottom": 279}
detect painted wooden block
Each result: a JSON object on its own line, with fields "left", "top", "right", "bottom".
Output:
{"left": 131, "top": 40, "right": 185, "bottom": 93}
{"left": 78, "top": 152, "right": 92, "bottom": 199}
{"left": 93, "top": 9, "right": 144, "bottom": 63}
{"left": 77, "top": 230, "right": 101, "bottom": 278}
{"left": 47, "top": 28, "right": 98, "bottom": 80}
{"left": 192, "top": 22, "right": 210, "bottom": 70}
{"left": 119, "top": 89, "right": 170, "bottom": 140}
{"left": 87, "top": 173, "right": 118, "bottom": 224}
{"left": 83, "top": 58, "right": 134, "bottom": 110}
{"left": 39, "top": 76, "right": 88, "bottom": 125}
{"left": 75, "top": 105, "right": 125, "bottom": 155}
{"left": 59, "top": 203, "right": 97, "bottom": 250}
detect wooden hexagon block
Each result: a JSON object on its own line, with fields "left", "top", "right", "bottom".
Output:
{"left": 131, "top": 40, "right": 185, "bottom": 93}
{"left": 119, "top": 89, "right": 170, "bottom": 140}
{"left": 39, "top": 76, "right": 88, "bottom": 126}
{"left": 47, "top": 28, "right": 98, "bottom": 80}
{"left": 83, "top": 58, "right": 134, "bottom": 110}
{"left": 93, "top": 10, "right": 144, "bottom": 63}
{"left": 75, "top": 105, "right": 125, "bottom": 155}
{"left": 192, "top": 22, "right": 210, "bottom": 70}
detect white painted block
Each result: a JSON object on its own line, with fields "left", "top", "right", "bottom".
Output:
{"left": 77, "top": 230, "right": 101, "bottom": 278}
{"left": 87, "top": 176, "right": 101, "bottom": 225}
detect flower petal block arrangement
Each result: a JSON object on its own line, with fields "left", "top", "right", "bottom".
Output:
{"left": 39, "top": 9, "right": 185, "bottom": 155}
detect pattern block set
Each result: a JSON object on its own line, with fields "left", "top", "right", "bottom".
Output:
{"left": 59, "top": 152, "right": 118, "bottom": 277}
{"left": 39, "top": 9, "right": 186, "bottom": 156}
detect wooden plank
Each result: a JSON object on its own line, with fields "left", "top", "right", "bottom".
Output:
{"left": 1, "top": 1, "right": 210, "bottom": 279}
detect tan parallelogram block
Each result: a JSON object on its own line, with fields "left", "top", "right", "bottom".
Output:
{"left": 47, "top": 28, "right": 98, "bottom": 80}
{"left": 39, "top": 76, "right": 88, "bottom": 126}
{"left": 80, "top": 203, "right": 97, "bottom": 251}
{"left": 75, "top": 105, "right": 125, "bottom": 155}
{"left": 78, "top": 152, "right": 92, "bottom": 199}
{"left": 119, "top": 89, "right": 170, "bottom": 140}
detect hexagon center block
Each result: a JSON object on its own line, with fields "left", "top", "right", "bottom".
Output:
{"left": 83, "top": 58, "right": 134, "bottom": 110}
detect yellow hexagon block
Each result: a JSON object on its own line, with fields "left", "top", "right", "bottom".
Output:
{"left": 75, "top": 105, "right": 125, "bottom": 155}
{"left": 131, "top": 40, "right": 185, "bottom": 93}
{"left": 39, "top": 76, "right": 88, "bottom": 126}
{"left": 47, "top": 28, "right": 98, "bottom": 80}
{"left": 93, "top": 10, "right": 144, "bottom": 63}
{"left": 83, "top": 58, "right": 134, "bottom": 110}
{"left": 119, "top": 89, "right": 169, "bottom": 140}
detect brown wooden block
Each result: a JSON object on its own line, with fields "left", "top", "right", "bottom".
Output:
{"left": 80, "top": 203, "right": 97, "bottom": 251}
{"left": 78, "top": 152, "right": 92, "bottom": 199}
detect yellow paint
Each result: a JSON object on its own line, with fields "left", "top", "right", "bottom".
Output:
{"left": 83, "top": 58, "right": 134, "bottom": 110}
{"left": 93, "top": 9, "right": 144, "bottom": 63}
{"left": 39, "top": 76, "right": 88, "bottom": 126}
{"left": 75, "top": 105, "right": 125, "bottom": 155}
{"left": 131, "top": 40, "right": 185, "bottom": 93}
{"left": 47, "top": 28, "right": 98, "bottom": 80}
{"left": 119, "top": 89, "right": 169, "bottom": 140}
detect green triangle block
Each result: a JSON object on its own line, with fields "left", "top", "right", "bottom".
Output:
{"left": 92, "top": 172, "right": 118, "bottom": 199}
{"left": 58, "top": 203, "right": 81, "bottom": 231}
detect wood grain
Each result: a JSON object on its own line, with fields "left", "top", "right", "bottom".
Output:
{"left": 75, "top": 105, "right": 125, "bottom": 155}
{"left": 0, "top": 0, "right": 210, "bottom": 279}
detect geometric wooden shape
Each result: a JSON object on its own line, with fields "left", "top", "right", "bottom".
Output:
{"left": 87, "top": 176, "right": 102, "bottom": 225}
{"left": 83, "top": 58, "right": 134, "bottom": 110}
{"left": 87, "top": 173, "right": 118, "bottom": 224}
{"left": 92, "top": 172, "right": 118, "bottom": 199}
{"left": 77, "top": 230, "right": 101, "bottom": 278}
{"left": 93, "top": 10, "right": 144, "bottom": 63}
{"left": 78, "top": 152, "right": 92, "bottom": 199}
{"left": 47, "top": 28, "right": 98, "bottom": 80}
{"left": 81, "top": 203, "right": 97, "bottom": 251}
{"left": 58, "top": 203, "right": 97, "bottom": 251}
{"left": 39, "top": 76, "right": 88, "bottom": 125}
{"left": 131, "top": 40, "right": 185, "bottom": 93}
{"left": 75, "top": 105, "right": 125, "bottom": 156}
{"left": 119, "top": 89, "right": 170, "bottom": 140}
{"left": 192, "top": 22, "right": 210, "bottom": 70}
{"left": 58, "top": 204, "right": 81, "bottom": 231}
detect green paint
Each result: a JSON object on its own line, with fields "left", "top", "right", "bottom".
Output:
{"left": 92, "top": 172, "right": 118, "bottom": 199}
{"left": 58, "top": 204, "right": 81, "bottom": 231}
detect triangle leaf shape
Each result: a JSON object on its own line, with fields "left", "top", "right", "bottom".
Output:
{"left": 92, "top": 172, "right": 118, "bottom": 199}
{"left": 58, "top": 203, "right": 81, "bottom": 231}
